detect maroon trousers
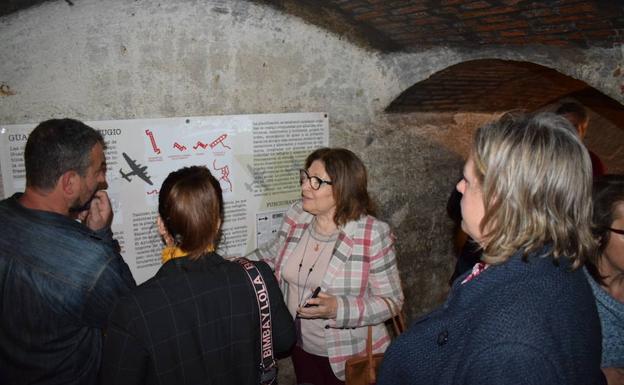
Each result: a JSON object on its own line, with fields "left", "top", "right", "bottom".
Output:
{"left": 292, "top": 345, "right": 345, "bottom": 385}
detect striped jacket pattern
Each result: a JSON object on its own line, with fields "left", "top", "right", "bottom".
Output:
{"left": 249, "top": 201, "right": 404, "bottom": 380}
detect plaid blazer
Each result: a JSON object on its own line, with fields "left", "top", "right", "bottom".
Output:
{"left": 249, "top": 201, "right": 404, "bottom": 380}
{"left": 100, "top": 253, "right": 295, "bottom": 385}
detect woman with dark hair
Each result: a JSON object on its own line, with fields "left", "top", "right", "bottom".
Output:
{"left": 101, "top": 166, "right": 295, "bottom": 385}
{"left": 378, "top": 112, "right": 605, "bottom": 385}
{"left": 250, "top": 148, "right": 403, "bottom": 385}
{"left": 586, "top": 174, "right": 624, "bottom": 385}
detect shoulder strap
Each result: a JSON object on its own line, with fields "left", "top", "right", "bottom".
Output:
{"left": 381, "top": 297, "right": 405, "bottom": 336}
{"left": 235, "top": 258, "right": 277, "bottom": 373}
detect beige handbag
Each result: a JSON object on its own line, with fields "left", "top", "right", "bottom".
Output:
{"left": 344, "top": 298, "right": 405, "bottom": 385}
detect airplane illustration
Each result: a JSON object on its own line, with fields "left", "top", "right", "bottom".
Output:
{"left": 119, "top": 152, "right": 153, "bottom": 185}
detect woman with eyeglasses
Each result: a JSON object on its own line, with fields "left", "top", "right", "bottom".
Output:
{"left": 249, "top": 147, "right": 403, "bottom": 385}
{"left": 585, "top": 174, "right": 624, "bottom": 385}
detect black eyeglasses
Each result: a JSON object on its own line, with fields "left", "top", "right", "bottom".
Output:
{"left": 299, "top": 169, "right": 332, "bottom": 190}
{"left": 608, "top": 227, "right": 624, "bottom": 235}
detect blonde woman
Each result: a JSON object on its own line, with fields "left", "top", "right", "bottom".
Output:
{"left": 379, "top": 112, "right": 605, "bottom": 385}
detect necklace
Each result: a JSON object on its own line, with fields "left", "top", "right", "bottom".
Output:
{"left": 296, "top": 223, "right": 335, "bottom": 307}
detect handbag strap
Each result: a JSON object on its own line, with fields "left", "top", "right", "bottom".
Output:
{"left": 366, "top": 325, "right": 375, "bottom": 381}
{"left": 381, "top": 297, "right": 405, "bottom": 336}
{"left": 363, "top": 297, "right": 405, "bottom": 383}
{"left": 235, "top": 258, "right": 277, "bottom": 376}
{"left": 364, "top": 298, "right": 405, "bottom": 348}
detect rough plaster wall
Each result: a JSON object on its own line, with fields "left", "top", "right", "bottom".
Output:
{"left": 0, "top": 0, "right": 459, "bottom": 318}
{"left": 0, "top": 0, "right": 621, "bottom": 382}
{"left": 0, "top": 0, "right": 400, "bottom": 125}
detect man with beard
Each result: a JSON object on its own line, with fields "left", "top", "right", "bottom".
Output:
{"left": 0, "top": 118, "right": 135, "bottom": 385}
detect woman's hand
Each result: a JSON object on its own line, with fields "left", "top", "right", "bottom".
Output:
{"left": 297, "top": 292, "right": 337, "bottom": 319}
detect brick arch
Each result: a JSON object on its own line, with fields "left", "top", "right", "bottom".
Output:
{"left": 386, "top": 59, "right": 624, "bottom": 120}
{"left": 386, "top": 58, "right": 624, "bottom": 173}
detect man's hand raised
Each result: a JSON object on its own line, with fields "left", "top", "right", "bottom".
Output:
{"left": 81, "top": 190, "right": 113, "bottom": 231}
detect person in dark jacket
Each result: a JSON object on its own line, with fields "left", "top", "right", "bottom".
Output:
{"left": 101, "top": 166, "right": 295, "bottom": 385}
{"left": 0, "top": 119, "right": 135, "bottom": 385}
{"left": 378, "top": 112, "right": 605, "bottom": 385}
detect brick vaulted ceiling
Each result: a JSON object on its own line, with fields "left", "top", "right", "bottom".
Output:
{"left": 260, "top": 0, "right": 624, "bottom": 51}
{"left": 3, "top": 0, "right": 624, "bottom": 122}
{"left": 3, "top": 1, "right": 623, "bottom": 51}
{"left": 257, "top": 0, "right": 624, "bottom": 123}
{"left": 386, "top": 59, "right": 590, "bottom": 112}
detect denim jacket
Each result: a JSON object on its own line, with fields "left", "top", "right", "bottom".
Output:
{"left": 0, "top": 193, "right": 136, "bottom": 385}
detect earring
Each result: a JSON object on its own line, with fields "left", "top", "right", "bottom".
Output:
{"left": 156, "top": 216, "right": 175, "bottom": 246}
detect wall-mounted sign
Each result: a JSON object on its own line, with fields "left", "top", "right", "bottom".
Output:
{"left": 0, "top": 112, "right": 329, "bottom": 283}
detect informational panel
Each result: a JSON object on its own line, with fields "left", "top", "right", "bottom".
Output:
{"left": 0, "top": 113, "right": 328, "bottom": 283}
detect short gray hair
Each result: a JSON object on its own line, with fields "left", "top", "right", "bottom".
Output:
{"left": 25, "top": 118, "right": 104, "bottom": 190}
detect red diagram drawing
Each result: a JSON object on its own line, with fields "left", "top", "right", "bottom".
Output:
{"left": 213, "top": 159, "right": 232, "bottom": 192}
{"left": 145, "top": 129, "right": 161, "bottom": 154}
{"left": 146, "top": 189, "right": 159, "bottom": 195}
{"left": 210, "top": 134, "right": 231, "bottom": 150}
{"left": 173, "top": 142, "right": 187, "bottom": 152}
{"left": 193, "top": 141, "right": 208, "bottom": 150}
